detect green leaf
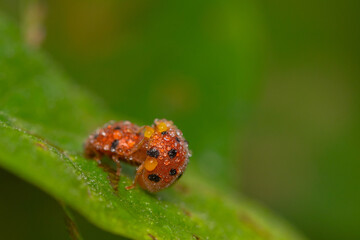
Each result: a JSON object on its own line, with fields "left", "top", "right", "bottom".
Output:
{"left": 0, "top": 14, "right": 304, "bottom": 240}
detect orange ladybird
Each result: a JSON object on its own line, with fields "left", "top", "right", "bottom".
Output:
{"left": 84, "top": 119, "right": 190, "bottom": 192}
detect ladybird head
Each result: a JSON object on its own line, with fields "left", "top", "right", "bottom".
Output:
{"left": 137, "top": 119, "right": 190, "bottom": 192}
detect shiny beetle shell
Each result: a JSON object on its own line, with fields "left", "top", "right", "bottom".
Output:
{"left": 84, "top": 119, "right": 190, "bottom": 192}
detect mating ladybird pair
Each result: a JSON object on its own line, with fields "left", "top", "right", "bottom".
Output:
{"left": 84, "top": 119, "right": 190, "bottom": 192}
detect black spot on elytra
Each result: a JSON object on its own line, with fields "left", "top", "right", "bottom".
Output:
{"left": 147, "top": 148, "right": 160, "bottom": 158}
{"left": 175, "top": 137, "right": 180, "bottom": 142}
{"left": 170, "top": 169, "right": 177, "bottom": 176}
{"left": 168, "top": 149, "right": 177, "bottom": 158}
{"left": 148, "top": 174, "right": 161, "bottom": 182}
{"left": 161, "top": 131, "right": 168, "bottom": 135}
{"left": 110, "top": 139, "right": 119, "bottom": 152}
{"left": 114, "top": 126, "right": 121, "bottom": 130}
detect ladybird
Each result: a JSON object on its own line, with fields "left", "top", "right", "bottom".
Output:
{"left": 84, "top": 119, "right": 190, "bottom": 192}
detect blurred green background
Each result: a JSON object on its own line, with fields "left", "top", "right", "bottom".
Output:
{"left": 0, "top": 0, "right": 359, "bottom": 239}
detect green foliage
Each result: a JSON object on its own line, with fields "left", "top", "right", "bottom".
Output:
{"left": 0, "top": 14, "right": 304, "bottom": 240}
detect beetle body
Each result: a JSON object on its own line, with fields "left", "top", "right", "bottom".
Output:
{"left": 84, "top": 119, "right": 190, "bottom": 192}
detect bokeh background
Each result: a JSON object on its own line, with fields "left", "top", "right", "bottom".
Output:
{"left": 0, "top": 0, "right": 359, "bottom": 239}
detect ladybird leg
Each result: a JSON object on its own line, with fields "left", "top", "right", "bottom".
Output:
{"left": 85, "top": 147, "right": 103, "bottom": 164}
{"left": 125, "top": 164, "right": 144, "bottom": 190}
{"left": 94, "top": 155, "right": 103, "bottom": 164}
{"left": 136, "top": 125, "right": 145, "bottom": 134}
{"left": 128, "top": 140, "right": 144, "bottom": 155}
{"left": 108, "top": 156, "right": 122, "bottom": 192}
{"left": 128, "top": 125, "right": 146, "bottom": 151}
{"left": 112, "top": 156, "right": 122, "bottom": 176}
{"left": 127, "top": 125, "right": 150, "bottom": 155}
